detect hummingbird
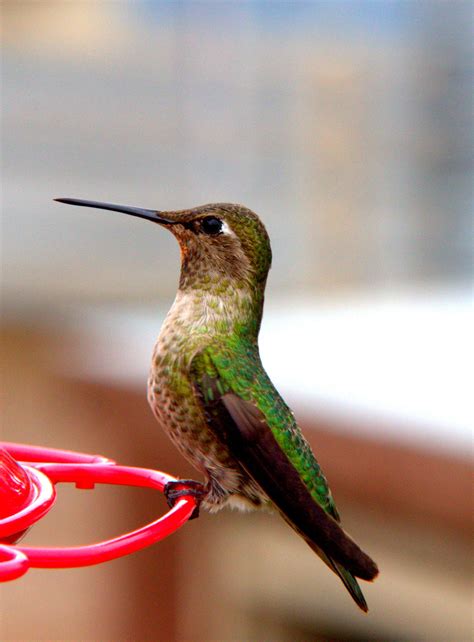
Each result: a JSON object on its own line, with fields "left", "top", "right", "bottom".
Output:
{"left": 55, "top": 197, "right": 378, "bottom": 611}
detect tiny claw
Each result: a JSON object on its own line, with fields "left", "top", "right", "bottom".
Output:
{"left": 164, "top": 480, "right": 205, "bottom": 520}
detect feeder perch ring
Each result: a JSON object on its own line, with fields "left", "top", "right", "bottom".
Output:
{"left": 0, "top": 442, "right": 197, "bottom": 581}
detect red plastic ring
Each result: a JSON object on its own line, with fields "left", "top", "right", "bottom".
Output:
{"left": 0, "top": 545, "right": 29, "bottom": 581}
{"left": 16, "top": 463, "right": 196, "bottom": 568}
{"left": 1, "top": 442, "right": 114, "bottom": 465}
{"left": 0, "top": 444, "right": 197, "bottom": 581}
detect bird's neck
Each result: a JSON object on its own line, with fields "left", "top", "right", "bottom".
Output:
{"left": 167, "top": 283, "right": 264, "bottom": 341}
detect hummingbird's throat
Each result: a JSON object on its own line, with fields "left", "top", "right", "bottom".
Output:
{"left": 171, "top": 285, "right": 262, "bottom": 339}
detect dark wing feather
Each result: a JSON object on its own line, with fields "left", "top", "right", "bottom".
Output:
{"left": 192, "top": 359, "right": 378, "bottom": 582}
{"left": 220, "top": 393, "right": 377, "bottom": 581}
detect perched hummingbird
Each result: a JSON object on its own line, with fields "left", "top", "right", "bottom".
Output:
{"left": 56, "top": 198, "right": 378, "bottom": 610}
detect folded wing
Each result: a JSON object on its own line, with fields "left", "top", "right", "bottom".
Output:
{"left": 191, "top": 350, "right": 378, "bottom": 582}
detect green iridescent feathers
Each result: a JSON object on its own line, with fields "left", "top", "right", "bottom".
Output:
{"left": 191, "top": 342, "right": 336, "bottom": 513}
{"left": 190, "top": 345, "right": 378, "bottom": 587}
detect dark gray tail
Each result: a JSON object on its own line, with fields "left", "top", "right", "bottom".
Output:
{"left": 304, "top": 537, "right": 370, "bottom": 612}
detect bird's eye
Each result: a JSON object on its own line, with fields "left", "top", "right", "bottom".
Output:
{"left": 200, "top": 216, "right": 223, "bottom": 235}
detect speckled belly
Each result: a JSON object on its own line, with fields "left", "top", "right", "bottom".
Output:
{"left": 147, "top": 344, "right": 246, "bottom": 494}
{"left": 145, "top": 294, "right": 267, "bottom": 510}
{"left": 147, "top": 353, "right": 266, "bottom": 511}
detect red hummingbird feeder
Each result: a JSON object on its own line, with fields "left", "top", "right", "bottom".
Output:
{"left": 0, "top": 442, "right": 197, "bottom": 581}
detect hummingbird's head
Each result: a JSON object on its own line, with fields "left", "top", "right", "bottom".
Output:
{"left": 157, "top": 203, "right": 272, "bottom": 291}
{"left": 55, "top": 199, "right": 272, "bottom": 292}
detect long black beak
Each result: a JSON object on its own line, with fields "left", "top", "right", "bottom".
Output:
{"left": 54, "top": 198, "right": 176, "bottom": 225}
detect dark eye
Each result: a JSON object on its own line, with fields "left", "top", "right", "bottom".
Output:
{"left": 200, "top": 216, "right": 223, "bottom": 235}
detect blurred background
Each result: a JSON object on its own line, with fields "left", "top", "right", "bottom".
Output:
{"left": 1, "top": 2, "right": 472, "bottom": 641}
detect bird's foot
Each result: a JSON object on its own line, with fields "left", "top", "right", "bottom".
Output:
{"left": 164, "top": 479, "right": 206, "bottom": 520}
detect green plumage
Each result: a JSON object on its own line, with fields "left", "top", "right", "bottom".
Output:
{"left": 190, "top": 343, "right": 372, "bottom": 610}
{"left": 193, "top": 340, "right": 338, "bottom": 516}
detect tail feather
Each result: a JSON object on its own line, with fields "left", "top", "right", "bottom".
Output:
{"left": 329, "top": 559, "right": 368, "bottom": 612}
{"left": 304, "top": 537, "right": 370, "bottom": 612}
{"left": 279, "top": 509, "right": 376, "bottom": 611}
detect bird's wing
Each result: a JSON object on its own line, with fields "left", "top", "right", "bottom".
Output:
{"left": 190, "top": 348, "right": 378, "bottom": 582}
